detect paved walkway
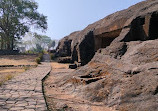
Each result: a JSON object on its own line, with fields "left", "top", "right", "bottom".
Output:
{"left": 42, "top": 54, "right": 51, "bottom": 62}
{"left": 0, "top": 62, "right": 51, "bottom": 111}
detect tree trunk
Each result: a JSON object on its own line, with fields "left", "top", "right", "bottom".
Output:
{"left": 1, "top": 36, "right": 4, "bottom": 50}
{"left": 5, "top": 35, "right": 10, "bottom": 50}
{"left": 11, "top": 36, "right": 14, "bottom": 50}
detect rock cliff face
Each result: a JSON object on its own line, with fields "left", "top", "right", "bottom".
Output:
{"left": 56, "top": 0, "right": 158, "bottom": 65}
{"left": 55, "top": 0, "right": 158, "bottom": 110}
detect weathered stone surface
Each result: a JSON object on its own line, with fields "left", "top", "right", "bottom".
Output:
{"left": 54, "top": 0, "right": 158, "bottom": 111}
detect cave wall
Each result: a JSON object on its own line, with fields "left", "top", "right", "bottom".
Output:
{"left": 149, "top": 12, "right": 158, "bottom": 40}
{"left": 77, "top": 31, "right": 95, "bottom": 65}
{"left": 76, "top": 29, "right": 123, "bottom": 65}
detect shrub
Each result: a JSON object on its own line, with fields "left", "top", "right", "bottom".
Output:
{"left": 27, "top": 50, "right": 33, "bottom": 54}
{"left": 35, "top": 52, "right": 44, "bottom": 64}
{"left": 35, "top": 57, "right": 41, "bottom": 64}
{"left": 42, "top": 50, "right": 46, "bottom": 54}
{"left": 38, "top": 53, "right": 43, "bottom": 60}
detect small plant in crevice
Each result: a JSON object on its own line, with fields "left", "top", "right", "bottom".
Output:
{"left": 23, "top": 66, "right": 30, "bottom": 71}
{"left": 6, "top": 74, "right": 13, "bottom": 80}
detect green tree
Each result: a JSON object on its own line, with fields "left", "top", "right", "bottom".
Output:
{"left": 0, "top": 0, "right": 47, "bottom": 50}
{"left": 34, "top": 33, "right": 51, "bottom": 50}
{"left": 18, "top": 32, "right": 52, "bottom": 53}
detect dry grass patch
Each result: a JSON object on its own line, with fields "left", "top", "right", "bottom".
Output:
{"left": 0, "top": 55, "right": 38, "bottom": 86}
{"left": 0, "top": 74, "right": 14, "bottom": 86}
{"left": 0, "top": 68, "right": 26, "bottom": 86}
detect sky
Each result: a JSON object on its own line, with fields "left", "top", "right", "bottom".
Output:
{"left": 36, "top": 0, "right": 144, "bottom": 40}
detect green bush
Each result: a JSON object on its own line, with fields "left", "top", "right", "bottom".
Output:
{"left": 35, "top": 52, "right": 44, "bottom": 64}
{"left": 27, "top": 50, "right": 33, "bottom": 54}
{"left": 38, "top": 53, "right": 43, "bottom": 59}
{"left": 35, "top": 57, "right": 41, "bottom": 64}
{"left": 42, "top": 50, "right": 46, "bottom": 54}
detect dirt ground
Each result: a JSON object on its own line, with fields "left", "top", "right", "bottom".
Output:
{"left": 0, "top": 55, "right": 38, "bottom": 86}
{"left": 44, "top": 62, "right": 115, "bottom": 111}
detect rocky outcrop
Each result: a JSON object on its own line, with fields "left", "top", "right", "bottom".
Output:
{"left": 55, "top": 40, "right": 158, "bottom": 111}
{"left": 55, "top": 0, "right": 158, "bottom": 111}
{"left": 56, "top": 31, "right": 80, "bottom": 57}
{"left": 56, "top": 0, "right": 158, "bottom": 66}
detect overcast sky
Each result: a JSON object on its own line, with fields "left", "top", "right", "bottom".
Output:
{"left": 36, "top": 0, "right": 144, "bottom": 40}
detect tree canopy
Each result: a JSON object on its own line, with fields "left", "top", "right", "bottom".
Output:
{"left": 17, "top": 32, "right": 54, "bottom": 53}
{"left": 0, "top": 0, "right": 47, "bottom": 50}
{"left": 48, "top": 40, "right": 56, "bottom": 49}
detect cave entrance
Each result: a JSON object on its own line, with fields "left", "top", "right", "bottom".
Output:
{"left": 95, "top": 37, "right": 115, "bottom": 51}
{"left": 101, "top": 37, "right": 115, "bottom": 48}
{"left": 94, "top": 29, "right": 122, "bottom": 51}
{"left": 149, "top": 13, "right": 158, "bottom": 40}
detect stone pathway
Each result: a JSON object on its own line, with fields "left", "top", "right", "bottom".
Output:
{"left": 0, "top": 63, "right": 51, "bottom": 111}
{"left": 42, "top": 54, "right": 51, "bottom": 62}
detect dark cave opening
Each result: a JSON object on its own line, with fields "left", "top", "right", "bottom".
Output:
{"left": 95, "top": 37, "right": 115, "bottom": 51}
{"left": 149, "top": 14, "right": 158, "bottom": 40}
{"left": 121, "top": 17, "right": 146, "bottom": 42}
{"left": 94, "top": 29, "right": 122, "bottom": 51}
{"left": 101, "top": 37, "right": 116, "bottom": 48}
{"left": 80, "top": 29, "right": 121, "bottom": 65}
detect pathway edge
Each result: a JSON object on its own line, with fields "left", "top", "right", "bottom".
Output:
{"left": 42, "top": 63, "right": 52, "bottom": 111}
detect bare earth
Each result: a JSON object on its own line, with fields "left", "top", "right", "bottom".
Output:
{"left": 44, "top": 62, "right": 115, "bottom": 111}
